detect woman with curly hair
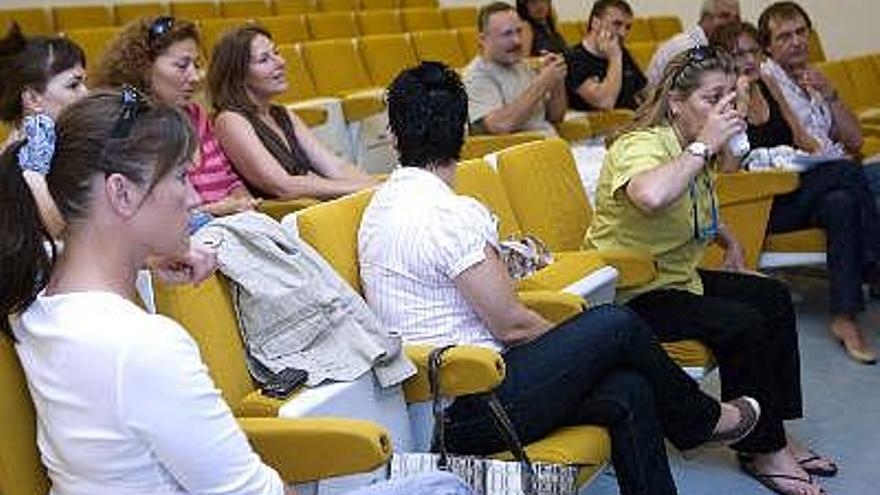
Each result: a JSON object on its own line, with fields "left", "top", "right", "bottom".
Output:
{"left": 94, "top": 16, "right": 258, "bottom": 221}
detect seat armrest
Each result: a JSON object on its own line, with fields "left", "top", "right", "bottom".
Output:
{"left": 239, "top": 417, "right": 391, "bottom": 483}
{"left": 239, "top": 390, "right": 290, "bottom": 418}
{"left": 290, "top": 106, "right": 329, "bottom": 127}
{"left": 402, "top": 344, "right": 505, "bottom": 403}
{"left": 585, "top": 109, "right": 635, "bottom": 136}
{"left": 519, "top": 290, "right": 585, "bottom": 324}
{"left": 554, "top": 118, "right": 592, "bottom": 142}
{"left": 714, "top": 170, "right": 799, "bottom": 206}
{"left": 258, "top": 198, "right": 321, "bottom": 221}
{"left": 590, "top": 248, "right": 657, "bottom": 289}
{"left": 339, "top": 89, "right": 386, "bottom": 122}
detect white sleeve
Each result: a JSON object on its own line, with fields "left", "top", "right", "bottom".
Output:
{"left": 118, "top": 317, "right": 284, "bottom": 495}
{"left": 431, "top": 197, "right": 499, "bottom": 279}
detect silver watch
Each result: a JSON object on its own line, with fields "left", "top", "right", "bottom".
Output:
{"left": 685, "top": 141, "right": 711, "bottom": 163}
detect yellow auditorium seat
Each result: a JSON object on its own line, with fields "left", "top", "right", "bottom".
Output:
{"left": 357, "top": 10, "right": 404, "bottom": 35}
{"left": 0, "top": 8, "right": 53, "bottom": 35}
{"left": 276, "top": 44, "right": 320, "bottom": 103}
{"left": 273, "top": 0, "right": 316, "bottom": 15}
{"left": 170, "top": 1, "right": 220, "bottom": 20}
{"left": 456, "top": 26, "right": 479, "bottom": 61}
{"left": 816, "top": 60, "right": 859, "bottom": 112}
{"left": 1, "top": 315, "right": 390, "bottom": 494}
{"left": 460, "top": 131, "right": 544, "bottom": 160}
{"left": 296, "top": 189, "right": 612, "bottom": 488}
{"left": 843, "top": 56, "right": 880, "bottom": 123}
{"left": 400, "top": 8, "right": 445, "bottom": 32}
{"left": 221, "top": 0, "right": 274, "bottom": 18}
{"left": 627, "top": 40, "right": 657, "bottom": 72}
{"left": 583, "top": 109, "right": 635, "bottom": 137}
{"left": 627, "top": 17, "right": 653, "bottom": 43}
{"left": 306, "top": 12, "right": 359, "bottom": 40}
{"left": 442, "top": 6, "right": 477, "bottom": 29}
{"left": 399, "top": 0, "right": 438, "bottom": 8}
{"left": 300, "top": 39, "right": 373, "bottom": 96}
{"left": 411, "top": 30, "right": 468, "bottom": 68}
{"left": 259, "top": 15, "right": 310, "bottom": 44}
{"left": 53, "top": 5, "right": 114, "bottom": 31}
{"left": 648, "top": 15, "right": 682, "bottom": 41}
{"left": 557, "top": 20, "right": 584, "bottom": 46}
{"left": 362, "top": 0, "right": 399, "bottom": 10}
{"left": 65, "top": 27, "right": 123, "bottom": 73}
{"left": 115, "top": 2, "right": 165, "bottom": 26}
{"left": 808, "top": 29, "right": 826, "bottom": 63}
{"left": 317, "top": 0, "right": 358, "bottom": 12}
{"left": 358, "top": 34, "right": 418, "bottom": 87}
{"left": 199, "top": 17, "right": 251, "bottom": 55}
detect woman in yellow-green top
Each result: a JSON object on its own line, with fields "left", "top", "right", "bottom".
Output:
{"left": 586, "top": 46, "right": 834, "bottom": 495}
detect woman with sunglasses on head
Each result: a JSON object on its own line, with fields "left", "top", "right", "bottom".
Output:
{"left": 0, "top": 23, "right": 88, "bottom": 238}
{"left": 208, "top": 25, "right": 379, "bottom": 201}
{"left": 0, "top": 87, "right": 472, "bottom": 495}
{"left": 712, "top": 21, "right": 880, "bottom": 367}
{"left": 585, "top": 47, "right": 829, "bottom": 495}
{"left": 95, "top": 16, "right": 259, "bottom": 223}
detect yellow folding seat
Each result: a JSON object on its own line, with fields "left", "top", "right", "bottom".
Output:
{"left": 456, "top": 26, "right": 478, "bottom": 61}
{"left": 273, "top": 0, "right": 316, "bottom": 15}
{"left": 53, "top": 5, "right": 114, "bottom": 32}
{"left": 357, "top": 10, "right": 404, "bottom": 35}
{"left": 627, "top": 17, "right": 653, "bottom": 43}
{"left": 115, "top": 2, "right": 165, "bottom": 26}
{"left": 627, "top": 40, "right": 657, "bottom": 72}
{"left": 275, "top": 43, "right": 320, "bottom": 103}
{"left": 65, "top": 27, "right": 123, "bottom": 72}
{"left": 259, "top": 15, "right": 310, "bottom": 44}
{"left": 399, "top": 0, "right": 438, "bottom": 8}
{"left": 221, "top": 0, "right": 274, "bottom": 18}
{"left": 362, "top": 0, "right": 398, "bottom": 10}
{"left": 400, "top": 7, "right": 445, "bottom": 32}
{"left": 306, "top": 12, "right": 359, "bottom": 40}
{"left": 300, "top": 39, "right": 373, "bottom": 96}
{"left": 411, "top": 30, "right": 467, "bottom": 68}
{"left": 648, "top": 15, "right": 682, "bottom": 41}
{"left": 296, "top": 189, "right": 611, "bottom": 489}
{"left": 808, "top": 29, "right": 826, "bottom": 63}
{"left": 316, "top": 0, "right": 359, "bottom": 12}
{"left": 557, "top": 20, "right": 584, "bottom": 46}
{"left": 170, "top": 1, "right": 220, "bottom": 20}
{"left": 199, "top": 17, "right": 251, "bottom": 55}
{"left": 358, "top": 34, "right": 418, "bottom": 87}
{"left": 0, "top": 8, "right": 53, "bottom": 35}
{"left": 442, "top": 6, "right": 477, "bottom": 29}
{"left": 817, "top": 60, "right": 859, "bottom": 112}
{"left": 843, "top": 56, "right": 880, "bottom": 121}
{"left": 460, "top": 132, "right": 544, "bottom": 160}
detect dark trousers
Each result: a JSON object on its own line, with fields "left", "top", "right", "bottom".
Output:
{"left": 768, "top": 159, "right": 880, "bottom": 314}
{"left": 445, "top": 305, "right": 721, "bottom": 495}
{"left": 627, "top": 270, "right": 803, "bottom": 454}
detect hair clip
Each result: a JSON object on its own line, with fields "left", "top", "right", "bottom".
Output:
{"left": 109, "top": 85, "right": 148, "bottom": 139}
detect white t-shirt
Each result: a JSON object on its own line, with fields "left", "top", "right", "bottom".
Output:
{"left": 358, "top": 167, "right": 503, "bottom": 351}
{"left": 12, "top": 291, "right": 284, "bottom": 495}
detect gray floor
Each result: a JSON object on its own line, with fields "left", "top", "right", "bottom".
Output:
{"left": 583, "top": 271, "right": 880, "bottom": 494}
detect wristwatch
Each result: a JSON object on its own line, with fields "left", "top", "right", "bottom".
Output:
{"left": 685, "top": 141, "right": 711, "bottom": 164}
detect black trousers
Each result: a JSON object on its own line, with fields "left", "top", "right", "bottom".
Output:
{"left": 445, "top": 305, "right": 721, "bottom": 495}
{"left": 627, "top": 270, "right": 803, "bottom": 454}
{"left": 768, "top": 160, "right": 880, "bottom": 314}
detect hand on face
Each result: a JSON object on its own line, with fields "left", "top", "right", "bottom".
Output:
{"left": 696, "top": 91, "right": 746, "bottom": 155}
{"left": 795, "top": 67, "right": 834, "bottom": 99}
{"left": 595, "top": 29, "right": 621, "bottom": 58}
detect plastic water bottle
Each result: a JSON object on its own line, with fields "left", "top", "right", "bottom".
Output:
{"left": 727, "top": 130, "right": 751, "bottom": 158}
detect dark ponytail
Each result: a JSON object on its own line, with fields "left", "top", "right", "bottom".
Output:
{"left": 0, "top": 141, "right": 55, "bottom": 338}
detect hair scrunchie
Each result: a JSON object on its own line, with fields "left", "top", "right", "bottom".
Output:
{"left": 17, "top": 113, "right": 56, "bottom": 176}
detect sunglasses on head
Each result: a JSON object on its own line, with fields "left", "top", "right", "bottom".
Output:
{"left": 147, "top": 15, "right": 175, "bottom": 50}
{"left": 670, "top": 45, "right": 721, "bottom": 85}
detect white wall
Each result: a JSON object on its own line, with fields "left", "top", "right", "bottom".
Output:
{"left": 1, "top": 0, "right": 878, "bottom": 59}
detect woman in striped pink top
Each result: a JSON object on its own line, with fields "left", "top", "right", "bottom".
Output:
{"left": 95, "top": 16, "right": 258, "bottom": 219}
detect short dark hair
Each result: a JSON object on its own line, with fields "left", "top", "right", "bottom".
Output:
{"left": 386, "top": 62, "right": 468, "bottom": 169}
{"left": 757, "top": 1, "right": 812, "bottom": 47}
{"left": 588, "top": 0, "right": 633, "bottom": 32}
{"left": 478, "top": 2, "right": 516, "bottom": 33}
{"left": 709, "top": 21, "right": 759, "bottom": 54}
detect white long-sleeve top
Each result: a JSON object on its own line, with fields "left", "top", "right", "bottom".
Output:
{"left": 12, "top": 291, "right": 284, "bottom": 495}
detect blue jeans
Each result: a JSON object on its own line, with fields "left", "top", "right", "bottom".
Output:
{"left": 444, "top": 305, "right": 720, "bottom": 495}
{"left": 347, "top": 472, "right": 473, "bottom": 495}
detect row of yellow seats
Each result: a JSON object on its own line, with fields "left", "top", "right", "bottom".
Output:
{"left": 0, "top": 0, "right": 450, "bottom": 34}
{"left": 558, "top": 15, "right": 684, "bottom": 47}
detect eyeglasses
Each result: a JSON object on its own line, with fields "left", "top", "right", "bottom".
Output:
{"left": 689, "top": 171, "right": 719, "bottom": 242}
{"left": 147, "top": 15, "right": 175, "bottom": 50}
{"left": 670, "top": 45, "right": 721, "bottom": 86}
{"left": 109, "top": 85, "right": 148, "bottom": 139}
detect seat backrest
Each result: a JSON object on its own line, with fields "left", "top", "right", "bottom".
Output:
{"left": 170, "top": 1, "right": 220, "bottom": 19}
{"left": 454, "top": 159, "right": 522, "bottom": 240}
{"left": 259, "top": 15, "right": 310, "bottom": 45}
{"left": 817, "top": 60, "right": 859, "bottom": 110}
{"left": 0, "top": 336, "right": 51, "bottom": 495}
{"left": 0, "top": 8, "right": 53, "bottom": 35}
{"left": 358, "top": 34, "right": 418, "bottom": 86}
{"left": 115, "top": 2, "right": 164, "bottom": 26}
{"left": 273, "top": 0, "right": 315, "bottom": 15}
{"left": 277, "top": 43, "right": 319, "bottom": 102}
{"left": 362, "top": 0, "right": 399, "bottom": 10}
{"left": 306, "top": 12, "right": 359, "bottom": 40}
{"left": 53, "top": 5, "right": 114, "bottom": 31}
{"left": 152, "top": 276, "right": 257, "bottom": 415}
{"left": 221, "top": 0, "right": 273, "bottom": 18}
{"left": 400, "top": 0, "right": 438, "bottom": 8}
{"left": 808, "top": 29, "right": 826, "bottom": 63}
{"left": 459, "top": 131, "right": 544, "bottom": 160}
{"left": 65, "top": 27, "right": 123, "bottom": 71}
{"left": 357, "top": 10, "right": 404, "bottom": 36}
{"left": 401, "top": 7, "right": 445, "bottom": 32}
{"left": 628, "top": 17, "right": 653, "bottom": 43}
{"left": 456, "top": 27, "right": 478, "bottom": 61}
{"left": 556, "top": 20, "right": 583, "bottom": 46}
{"left": 199, "top": 17, "right": 251, "bottom": 56}
{"left": 300, "top": 39, "right": 372, "bottom": 95}
{"left": 442, "top": 6, "right": 476, "bottom": 29}
{"left": 317, "top": 0, "right": 359, "bottom": 12}
{"left": 495, "top": 138, "right": 592, "bottom": 252}
{"left": 844, "top": 55, "right": 880, "bottom": 109}
{"left": 296, "top": 189, "right": 376, "bottom": 294}
{"left": 411, "top": 30, "right": 467, "bottom": 68}
{"left": 648, "top": 15, "right": 682, "bottom": 41}
{"left": 627, "top": 40, "right": 657, "bottom": 72}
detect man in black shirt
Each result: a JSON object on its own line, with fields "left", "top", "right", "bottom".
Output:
{"left": 565, "top": 0, "right": 646, "bottom": 111}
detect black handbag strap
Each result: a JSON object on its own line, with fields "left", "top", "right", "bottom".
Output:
{"left": 427, "top": 345, "right": 536, "bottom": 494}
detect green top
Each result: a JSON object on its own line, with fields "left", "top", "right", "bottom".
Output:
{"left": 584, "top": 125, "right": 717, "bottom": 302}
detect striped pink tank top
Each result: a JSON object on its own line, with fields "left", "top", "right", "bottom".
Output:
{"left": 184, "top": 104, "right": 245, "bottom": 203}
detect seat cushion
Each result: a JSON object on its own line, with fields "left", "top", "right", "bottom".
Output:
{"left": 661, "top": 339, "right": 714, "bottom": 369}
{"left": 516, "top": 251, "right": 608, "bottom": 293}
{"left": 764, "top": 228, "right": 826, "bottom": 253}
